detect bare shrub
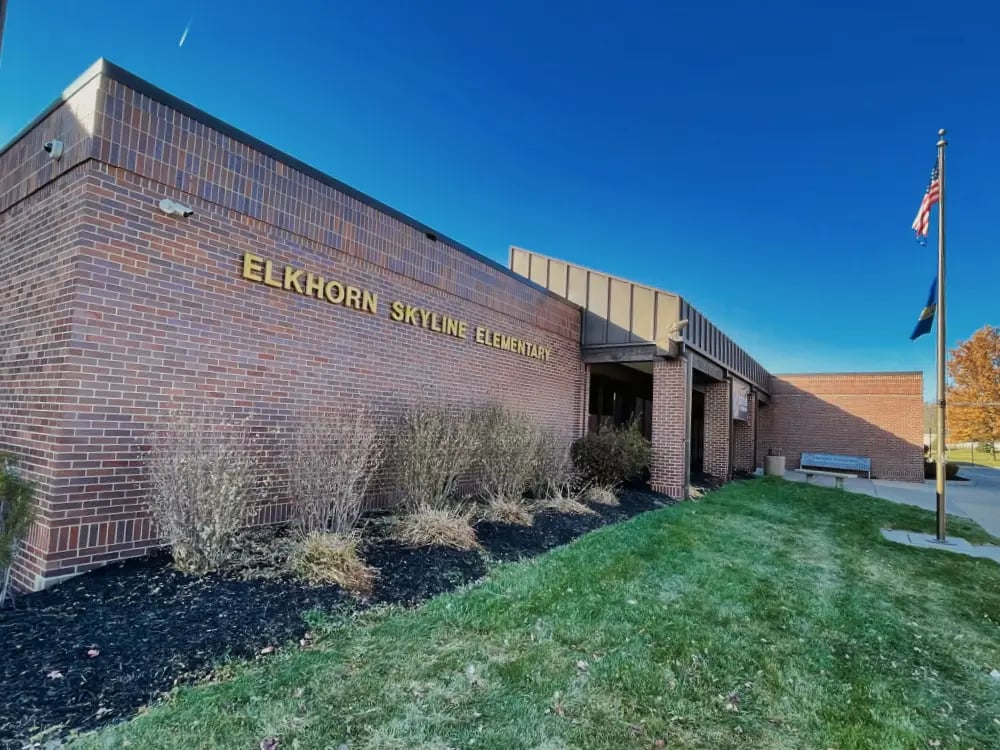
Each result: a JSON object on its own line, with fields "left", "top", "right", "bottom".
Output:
{"left": 1, "top": 454, "right": 35, "bottom": 606}
{"left": 393, "top": 505, "right": 479, "bottom": 550}
{"left": 286, "top": 407, "right": 383, "bottom": 536}
{"left": 473, "top": 404, "right": 540, "bottom": 500}
{"left": 480, "top": 492, "right": 533, "bottom": 526}
{"left": 289, "top": 531, "right": 375, "bottom": 593}
{"left": 395, "top": 404, "right": 477, "bottom": 511}
{"left": 531, "top": 430, "right": 580, "bottom": 500}
{"left": 533, "top": 492, "right": 596, "bottom": 516}
{"left": 145, "top": 411, "right": 261, "bottom": 573}
{"left": 584, "top": 485, "right": 620, "bottom": 507}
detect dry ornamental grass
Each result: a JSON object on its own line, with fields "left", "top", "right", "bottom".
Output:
{"left": 583, "top": 485, "right": 620, "bottom": 507}
{"left": 393, "top": 505, "right": 480, "bottom": 550}
{"left": 532, "top": 492, "right": 596, "bottom": 516}
{"left": 481, "top": 493, "right": 534, "bottom": 526}
{"left": 289, "top": 531, "right": 376, "bottom": 594}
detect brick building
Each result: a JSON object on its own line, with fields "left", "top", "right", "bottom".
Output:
{"left": 0, "top": 60, "right": 924, "bottom": 591}
{"left": 757, "top": 372, "right": 925, "bottom": 482}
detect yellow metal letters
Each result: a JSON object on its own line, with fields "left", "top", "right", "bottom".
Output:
{"left": 240, "top": 252, "right": 550, "bottom": 362}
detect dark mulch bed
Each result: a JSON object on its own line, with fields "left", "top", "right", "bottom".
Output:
{"left": 362, "top": 536, "right": 487, "bottom": 606}
{"left": 0, "top": 556, "right": 352, "bottom": 745}
{"left": 1, "top": 485, "right": 673, "bottom": 746}
{"left": 477, "top": 487, "right": 670, "bottom": 561}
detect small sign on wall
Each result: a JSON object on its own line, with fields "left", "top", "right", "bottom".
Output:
{"left": 733, "top": 380, "right": 750, "bottom": 421}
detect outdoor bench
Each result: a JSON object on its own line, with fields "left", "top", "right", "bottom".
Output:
{"left": 792, "top": 452, "right": 872, "bottom": 489}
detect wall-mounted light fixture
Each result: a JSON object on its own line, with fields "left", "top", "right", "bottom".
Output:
{"left": 43, "top": 140, "right": 64, "bottom": 160}
{"left": 158, "top": 198, "right": 194, "bottom": 218}
{"left": 668, "top": 319, "right": 689, "bottom": 343}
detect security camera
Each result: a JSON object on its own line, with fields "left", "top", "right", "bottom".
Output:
{"left": 43, "top": 140, "right": 64, "bottom": 160}
{"left": 158, "top": 198, "right": 194, "bottom": 218}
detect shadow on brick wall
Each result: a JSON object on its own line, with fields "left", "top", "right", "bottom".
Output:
{"left": 756, "top": 381, "right": 924, "bottom": 482}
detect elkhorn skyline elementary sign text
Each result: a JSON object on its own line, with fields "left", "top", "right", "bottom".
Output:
{"left": 240, "top": 252, "right": 553, "bottom": 362}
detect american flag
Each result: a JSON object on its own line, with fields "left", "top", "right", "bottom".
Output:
{"left": 911, "top": 163, "right": 940, "bottom": 243}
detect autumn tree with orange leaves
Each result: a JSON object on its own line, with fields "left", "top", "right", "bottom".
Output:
{"left": 947, "top": 325, "right": 1000, "bottom": 457}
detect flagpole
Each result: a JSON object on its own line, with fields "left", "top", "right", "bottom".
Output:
{"left": 935, "top": 128, "right": 948, "bottom": 541}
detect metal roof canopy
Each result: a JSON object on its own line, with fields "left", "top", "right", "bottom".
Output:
{"left": 510, "top": 247, "right": 771, "bottom": 393}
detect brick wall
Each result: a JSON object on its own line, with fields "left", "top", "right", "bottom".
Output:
{"left": 88, "top": 73, "right": 573, "bottom": 336}
{"left": 0, "top": 71, "right": 101, "bottom": 213}
{"left": 1, "top": 66, "right": 585, "bottom": 590}
{"left": 757, "top": 372, "right": 924, "bottom": 481}
{"left": 0, "top": 167, "right": 95, "bottom": 591}
{"left": 733, "top": 395, "right": 756, "bottom": 473}
{"left": 650, "top": 358, "right": 687, "bottom": 497}
{"left": 0, "top": 68, "right": 108, "bottom": 590}
{"left": 703, "top": 380, "right": 731, "bottom": 479}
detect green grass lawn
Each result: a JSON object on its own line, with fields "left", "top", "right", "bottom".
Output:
{"left": 75, "top": 479, "right": 1000, "bottom": 750}
{"left": 948, "top": 447, "right": 1000, "bottom": 468}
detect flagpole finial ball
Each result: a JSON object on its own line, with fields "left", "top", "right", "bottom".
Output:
{"left": 938, "top": 128, "right": 946, "bottom": 137}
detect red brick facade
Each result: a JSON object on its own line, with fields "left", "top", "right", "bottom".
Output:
{"left": 1, "top": 63, "right": 585, "bottom": 591}
{"left": 703, "top": 380, "right": 731, "bottom": 479}
{"left": 733, "top": 392, "right": 756, "bottom": 474}
{"left": 757, "top": 372, "right": 924, "bottom": 481}
{"left": 650, "top": 359, "right": 687, "bottom": 497}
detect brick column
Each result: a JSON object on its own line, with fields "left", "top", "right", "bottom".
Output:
{"left": 703, "top": 379, "right": 732, "bottom": 479}
{"left": 579, "top": 363, "right": 591, "bottom": 437}
{"left": 732, "top": 394, "right": 756, "bottom": 474}
{"left": 650, "top": 358, "right": 688, "bottom": 498}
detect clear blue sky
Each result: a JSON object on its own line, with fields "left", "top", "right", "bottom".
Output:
{"left": 2, "top": 0, "right": 997, "bottom": 398}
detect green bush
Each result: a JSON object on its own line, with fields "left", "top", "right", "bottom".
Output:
{"left": 571, "top": 420, "right": 651, "bottom": 488}
{"left": 1, "top": 453, "right": 35, "bottom": 605}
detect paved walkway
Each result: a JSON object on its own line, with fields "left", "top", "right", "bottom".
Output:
{"left": 781, "top": 464, "right": 1000, "bottom": 538}
{"left": 880, "top": 528, "right": 1000, "bottom": 562}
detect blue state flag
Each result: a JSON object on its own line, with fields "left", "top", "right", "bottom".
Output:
{"left": 910, "top": 277, "right": 937, "bottom": 340}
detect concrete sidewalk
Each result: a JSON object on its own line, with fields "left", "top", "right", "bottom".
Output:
{"left": 780, "top": 465, "right": 1000, "bottom": 538}
{"left": 880, "top": 528, "right": 1000, "bottom": 563}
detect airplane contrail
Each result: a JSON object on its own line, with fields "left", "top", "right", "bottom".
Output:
{"left": 179, "top": 20, "right": 192, "bottom": 47}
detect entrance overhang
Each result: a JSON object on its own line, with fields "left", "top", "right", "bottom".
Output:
{"left": 581, "top": 342, "right": 675, "bottom": 365}
{"left": 689, "top": 350, "right": 725, "bottom": 381}
{"left": 510, "top": 246, "right": 771, "bottom": 395}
